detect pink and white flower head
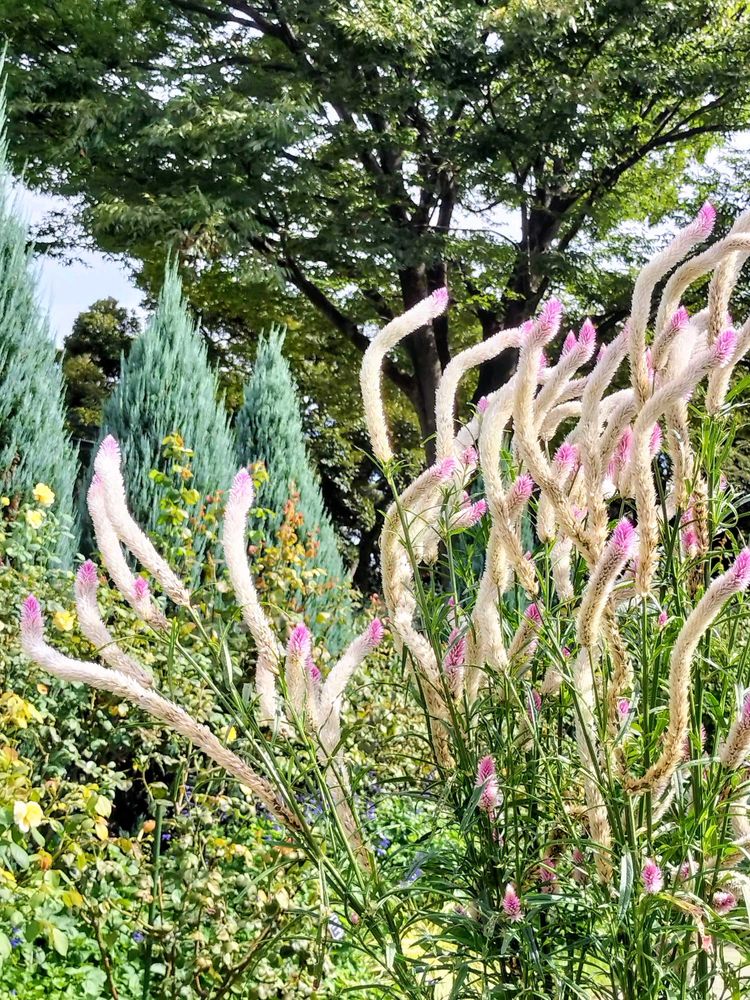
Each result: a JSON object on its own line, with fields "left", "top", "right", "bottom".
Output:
{"left": 229, "top": 468, "right": 254, "bottom": 507}
{"left": 20, "top": 594, "right": 44, "bottom": 645}
{"left": 669, "top": 306, "right": 690, "bottom": 334}
{"left": 434, "top": 456, "right": 459, "bottom": 482}
{"left": 430, "top": 287, "right": 449, "bottom": 312}
{"left": 508, "top": 474, "right": 534, "bottom": 508}
{"left": 562, "top": 331, "right": 577, "bottom": 356}
{"left": 477, "top": 395, "right": 489, "bottom": 414}
{"left": 610, "top": 518, "right": 636, "bottom": 561}
{"left": 133, "top": 577, "right": 150, "bottom": 604}
{"left": 575, "top": 318, "right": 596, "bottom": 361}
{"left": 649, "top": 424, "right": 663, "bottom": 457}
{"left": 727, "top": 549, "right": 750, "bottom": 593}
{"left": 524, "top": 603, "right": 542, "bottom": 628}
{"left": 364, "top": 618, "right": 385, "bottom": 649}
{"left": 94, "top": 434, "right": 122, "bottom": 475}
{"left": 685, "top": 200, "right": 716, "bottom": 240}
{"left": 740, "top": 690, "right": 750, "bottom": 726}
{"left": 719, "top": 473, "right": 729, "bottom": 492}
{"left": 553, "top": 443, "right": 579, "bottom": 474}
{"left": 681, "top": 528, "right": 699, "bottom": 558}
{"left": 453, "top": 495, "right": 488, "bottom": 528}
{"left": 712, "top": 890, "right": 737, "bottom": 916}
{"left": 657, "top": 610, "right": 669, "bottom": 629}
{"left": 641, "top": 858, "right": 663, "bottom": 894}
{"left": 617, "top": 697, "right": 631, "bottom": 719}
{"left": 444, "top": 629, "right": 467, "bottom": 672}
{"left": 527, "top": 688, "right": 542, "bottom": 720}
{"left": 609, "top": 427, "right": 633, "bottom": 480}
{"left": 712, "top": 327, "right": 737, "bottom": 367}
{"left": 308, "top": 661, "right": 322, "bottom": 685}
{"left": 534, "top": 298, "right": 563, "bottom": 344}
{"left": 462, "top": 447, "right": 478, "bottom": 470}
{"left": 76, "top": 560, "right": 99, "bottom": 594}
{"left": 475, "top": 755, "right": 499, "bottom": 814}
{"left": 287, "top": 623, "right": 312, "bottom": 661}
{"left": 502, "top": 884, "right": 523, "bottom": 922}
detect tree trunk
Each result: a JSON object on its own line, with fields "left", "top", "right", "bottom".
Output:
{"left": 399, "top": 266, "right": 444, "bottom": 464}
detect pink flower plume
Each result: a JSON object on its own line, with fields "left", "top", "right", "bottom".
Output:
{"left": 288, "top": 623, "right": 312, "bottom": 659}
{"left": 476, "top": 755, "right": 496, "bottom": 784}
{"left": 477, "top": 395, "right": 489, "bottom": 414}
{"left": 462, "top": 447, "right": 478, "bottom": 468}
{"left": 712, "top": 327, "right": 737, "bottom": 367}
{"left": 435, "top": 456, "right": 459, "bottom": 481}
{"left": 712, "top": 891, "right": 737, "bottom": 916}
{"left": 525, "top": 602, "right": 542, "bottom": 626}
{"left": 230, "top": 468, "right": 254, "bottom": 505}
{"left": 308, "top": 661, "right": 322, "bottom": 684}
{"left": 97, "top": 434, "right": 121, "bottom": 464}
{"left": 366, "top": 618, "right": 384, "bottom": 648}
{"left": 430, "top": 287, "right": 449, "bottom": 311}
{"left": 467, "top": 499, "right": 488, "bottom": 524}
{"left": 691, "top": 200, "right": 717, "bottom": 238}
{"left": 502, "top": 884, "right": 523, "bottom": 921}
{"left": 20, "top": 594, "right": 44, "bottom": 643}
{"left": 649, "top": 424, "right": 662, "bottom": 456}
{"left": 562, "top": 331, "right": 577, "bottom": 356}
{"left": 728, "top": 549, "right": 750, "bottom": 592}
{"left": 669, "top": 306, "right": 690, "bottom": 332}
{"left": 76, "top": 560, "right": 99, "bottom": 590}
{"left": 641, "top": 858, "right": 663, "bottom": 894}
{"left": 133, "top": 577, "right": 150, "bottom": 602}
{"left": 553, "top": 443, "right": 579, "bottom": 471}
{"left": 741, "top": 691, "right": 750, "bottom": 725}
{"left": 611, "top": 518, "right": 636, "bottom": 560}
{"left": 509, "top": 473, "right": 534, "bottom": 505}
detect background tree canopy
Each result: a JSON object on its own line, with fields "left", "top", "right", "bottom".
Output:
{"left": 2, "top": 0, "right": 750, "bottom": 574}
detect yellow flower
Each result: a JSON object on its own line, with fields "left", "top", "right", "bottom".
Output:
{"left": 0, "top": 496, "right": 8, "bottom": 507}
{"left": 25, "top": 509, "right": 45, "bottom": 530}
{"left": 32, "top": 483, "right": 55, "bottom": 507}
{"left": 53, "top": 609, "right": 76, "bottom": 632}
{"left": 0, "top": 691, "right": 43, "bottom": 729}
{"left": 13, "top": 800, "right": 44, "bottom": 833}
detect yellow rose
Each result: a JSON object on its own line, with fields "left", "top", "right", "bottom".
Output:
{"left": 25, "top": 509, "right": 45, "bottom": 529}
{"left": 52, "top": 609, "right": 76, "bottom": 632}
{"left": 13, "top": 800, "right": 44, "bottom": 833}
{"left": 32, "top": 483, "right": 55, "bottom": 507}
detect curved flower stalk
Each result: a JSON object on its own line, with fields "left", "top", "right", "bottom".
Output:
{"left": 87, "top": 475, "right": 168, "bottom": 628}
{"left": 360, "top": 287, "right": 449, "bottom": 464}
{"left": 624, "top": 550, "right": 750, "bottom": 793}
{"left": 20, "top": 595, "right": 297, "bottom": 830}
{"left": 222, "top": 469, "right": 285, "bottom": 725}
{"left": 94, "top": 436, "right": 191, "bottom": 608}
{"left": 74, "top": 561, "right": 154, "bottom": 687}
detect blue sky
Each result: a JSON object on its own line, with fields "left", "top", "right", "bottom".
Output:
{"left": 15, "top": 186, "right": 145, "bottom": 346}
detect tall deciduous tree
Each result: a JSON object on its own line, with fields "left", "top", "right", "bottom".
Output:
{"left": 235, "top": 328, "right": 344, "bottom": 579}
{"left": 3, "top": 1, "right": 750, "bottom": 458}
{"left": 86, "top": 264, "right": 236, "bottom": 538}
{"left": 0, "top": 97, "right": 77, "bottom": 556}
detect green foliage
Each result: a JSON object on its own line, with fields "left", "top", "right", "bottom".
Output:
{"left": 62, "top": 297, "right": 139, "bottom": 444}
{"left": 3, "top": 0, "right": 750, "bottom": 449}
{"left": 0, "top": 98, "right": 77, "bottom": 562}
{"left": 83, "top": 264, "right": 236, "bottom": 552}
{"left": 236, "top": 329, "right": 344, "bottom": 581}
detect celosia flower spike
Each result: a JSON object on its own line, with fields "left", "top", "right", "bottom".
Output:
{"left": 285, "top": 622, "right": 312, "bottom": 716}
{"left": 691, "top": 200, "right": 717, "bottom": 238}
{"left": 641, "top": 858, "right": 664, "bottom": 894}
{"left": 502, "top": 884, "right": 523, "bottom": 922}
{"left": 75, "top": 561, "right": 154, "bottom": 687}
{"left": 475, "top": 755, "right": 499, "bottom": 814}
{"left": 19, "top": 596, "right": 297, "bottom": 830}
{"left": 93, "top": 436, "right": 191, "bottom": 608}
{"left": 712, "top": 891, "right": 737, "bottom": 916}
{"left": 712, "top": 327, "right": 737, "bottom": 366}
{"left": 223, "top": 468, "right": 284, "bottom": 725}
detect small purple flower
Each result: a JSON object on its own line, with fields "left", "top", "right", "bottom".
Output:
{"left": 132, "top": 930, "right": 145, "bottom": 944}
{"left": 502, "top": 884, "right": 523, "bottom": 922}
{"left": 641, "top": 858, "right": 663, "bottom": 894}
{"left": 10, "top": 928, "right": 22, "bottom": 948}
{"left": 375, "top": 834, "right": 391, "bottom": 857}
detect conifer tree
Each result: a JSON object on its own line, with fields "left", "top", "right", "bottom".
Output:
{"left": 235, "top": 329, "right": 344, "bottom": 580}
{"left": 86, "top": 264, "right": 235, "bottom": 542}
{"left": 0, "top": 96, "right": 77, "bottom": 558}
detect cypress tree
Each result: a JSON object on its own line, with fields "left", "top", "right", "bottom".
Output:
{"left": 0, "top": 96, "right": 77, "bottom": 558}
{"left": 85, "top": 263, "right": 236, "bottom": 544}
{"left": 235, "top": 329, "right": 344, "bottom": 580}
